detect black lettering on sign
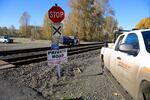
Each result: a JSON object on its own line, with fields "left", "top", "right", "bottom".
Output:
{"left": 52, "top": 55, "right": 55, "bottom": 58}
{"left": 52, "top": 54, "right": 59, "bottom": 58}
{"left": 48, "top": 51, "right": 51, "bottom": 55}
{"left": 52, "top": 51, "right": 55, "bottom": 54}
{"left": 52, "top": 54, "right": 64, "bottom": 59}
{"left": 56, "top": 51, "right": 59, "bottom": 54}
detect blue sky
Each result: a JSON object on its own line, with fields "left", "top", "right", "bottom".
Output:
{"left": 110, "top": 0, "right": 150, "bottom": 29}
{"left": 0, "top": 0, "right": 150, "bottom": 29}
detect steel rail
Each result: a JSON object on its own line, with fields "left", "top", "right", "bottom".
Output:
{"left": 0, "top": 43, "right": 104, "bottom": 65}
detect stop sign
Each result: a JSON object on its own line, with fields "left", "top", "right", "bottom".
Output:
{"left": 48, "top": 5, "right": 65, "bottom": 23}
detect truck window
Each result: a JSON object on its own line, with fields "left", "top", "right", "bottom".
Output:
{"left": 115, "top": 35, "right": 124, "bottom": 51}
{"left": 125, "top": 33, "right": 139, "bottom": 49}
{"left": 142, "top": 31, "right": 150, "bottom": 53}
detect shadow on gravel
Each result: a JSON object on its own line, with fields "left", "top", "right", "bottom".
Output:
{"left": 64, "top": 96, "right": 84, "bottom": 100}
{"left": 78, "top": 72, "right": 104, "bottom": 79}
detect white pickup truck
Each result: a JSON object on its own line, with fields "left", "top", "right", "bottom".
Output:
{"left": 100, "top": 29, "right": 150, "bottom": 100}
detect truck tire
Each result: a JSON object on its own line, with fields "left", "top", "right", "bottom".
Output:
{"left": 143, "top": 87, "right": 150, "bottom": 100}
{"left": 100, "top": 55, "right": 104, "bottom": 73}
{"left": 4, "top": 41, "right": 7, "bottom": 43}
{"left": 142, "top": 82, "right": 150, "bottom": 100}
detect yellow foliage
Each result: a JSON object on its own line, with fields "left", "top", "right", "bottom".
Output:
{"left": 65, "top": 0, "right": 116, "bottom": 41}
{"left": 42, "top": 13, "right": 52, "bottom": 40}
{"left": 135, "top": 17, "right": 150, "bottom": 29}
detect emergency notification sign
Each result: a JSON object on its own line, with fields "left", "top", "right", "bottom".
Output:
{"left": 47, "top": 49, "right": 67, "bottom": 64}
{"left": 48, "top": 4, "right": 65, "bottom": 23}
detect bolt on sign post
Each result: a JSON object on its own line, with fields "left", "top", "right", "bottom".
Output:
{"left": 47, "top": 4, "right": 66, "bottom": 78}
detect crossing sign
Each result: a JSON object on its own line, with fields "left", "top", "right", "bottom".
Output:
{"left": 52, "top": 23, "right": 63, "bottom": 37}
{"left": 48, "top": 4, "right": 65, "bottom": 78}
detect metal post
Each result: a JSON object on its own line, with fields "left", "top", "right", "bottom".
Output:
{"left": 56, "top": 64, "right": 61, "bottom": 78}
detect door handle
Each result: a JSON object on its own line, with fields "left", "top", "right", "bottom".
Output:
{"left": 117, "top": 57, "right": 121, "bottom": 60}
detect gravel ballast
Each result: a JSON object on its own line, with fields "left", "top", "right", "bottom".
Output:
{"left": 0, "top": 50, "right": 125, "bottom": 100}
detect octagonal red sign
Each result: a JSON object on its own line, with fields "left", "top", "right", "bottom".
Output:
{"left": 48, "top": 5, "right": 65, "bottom": 23}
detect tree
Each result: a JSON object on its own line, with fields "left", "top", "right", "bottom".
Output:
{"left": 3, "top": 27, "right": 8, "bottom": 35}
{"left": 64, "top": 14, "right": 74, "bottom": 36}
{"left": 19, "top": 11, "right": 31, "bottom": 37}
{"left": 0, "top": 27, "right": 2, "bottom": 35}
{"left": 103, "top": 16, "right": 118, "bottom": 41}
{"left": 9, "top": 25, "right": 16, "bottom": 36}
{"left": 135, "top": 17, "right": 150, "bottom": 29}
{"left": 42, "top": 13, "right": 52, "bottom": 40}
{"left": 31, "top": 27, "right": 36, "bottom": 40}
{"left": 64, "top": 0, "right": 116, "bottom": 41}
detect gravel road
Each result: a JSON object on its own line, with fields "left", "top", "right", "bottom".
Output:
{"left": 0, "top": 50, "right": 125, "bottom": 100}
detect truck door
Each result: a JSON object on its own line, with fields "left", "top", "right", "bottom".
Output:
{"left": 109, "top": 34, "right": 125, "bottom": 77}
{"left": 116, "top": 33, "right": 140, "bottom": 95}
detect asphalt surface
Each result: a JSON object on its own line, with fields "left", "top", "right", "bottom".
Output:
{"left": 0, "top": 79, "right": 46, "bottom": 100}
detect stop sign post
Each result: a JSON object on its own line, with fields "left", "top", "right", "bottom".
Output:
{"left": 48, "top": 4, "right": 66, "bottom": 78}
{"left": 48, "top": 4, "right": 65, "bottom": 23}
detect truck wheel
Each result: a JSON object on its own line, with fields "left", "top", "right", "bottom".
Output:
{"left": 143, "top": 87, "right": 150, "bottom": 100}
{"left": 100, "top": 55, "right": 104, "bottom": 73}
{"left": 141, "top": 82, "right": 150, "bottom": 100}
{"left": 4, "top": 41, "right": 7, "bottom": 43}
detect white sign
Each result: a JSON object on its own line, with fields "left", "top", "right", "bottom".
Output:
{"left": 51, "top": 35, "right": 63, "bottom": 44}
{"left": 52, "top": 23, "right": 63, "bottom": 37}
{"left": 47, "top": 48, "right": 67, "bottom": 64}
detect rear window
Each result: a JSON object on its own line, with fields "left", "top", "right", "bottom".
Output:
{"left": 142, "top": 31, "right": 150, "bottom": 53}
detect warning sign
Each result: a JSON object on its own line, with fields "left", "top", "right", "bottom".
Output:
{"left": 47, "top": 49, "right": 67, "bottom": 64}
{"left": 52, "top": 23, "right": 63, "bottom": 37}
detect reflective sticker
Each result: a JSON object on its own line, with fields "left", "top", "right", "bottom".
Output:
{"left": 118, "top": 61, "right": 129, "bottom": 69}
{"left": 143, "top": 67, "right": 150, "bottom": 73}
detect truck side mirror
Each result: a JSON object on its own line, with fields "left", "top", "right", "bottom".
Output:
{"left": 119, "top": 43, "right": 138, "bottom": 56}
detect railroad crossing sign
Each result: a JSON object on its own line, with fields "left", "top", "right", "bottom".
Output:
{"left": 48, "top": 4, "right": 65, "bottom": 23}
{"left": 52, "top": 23, "right": 63, "bottom": 37}
{"left": 47, "top": 4, "right": 66, "bottom": 78}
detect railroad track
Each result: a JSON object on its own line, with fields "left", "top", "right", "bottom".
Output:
{"left": 0, "top": 43, "right": 104, "bottom": 65}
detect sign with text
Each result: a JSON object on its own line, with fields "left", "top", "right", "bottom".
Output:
{"left": 47, "top": 49, "right": 67, "bottom": 64}
{"left": 48, "top": 4, "right": 65, "bottom": 78}
{"left": 48, "top": 4, "right": 65, "bottom": 23}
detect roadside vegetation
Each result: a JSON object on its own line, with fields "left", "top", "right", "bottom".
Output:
{"left": 0, "top": 0, "right": 130, "bottom": 42}
{"left": 135, "top": 17, "right": 150, "bottom": 29}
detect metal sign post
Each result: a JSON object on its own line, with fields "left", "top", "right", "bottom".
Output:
{"left": 47, "top": 4, "right": 66, "bottom": 78}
